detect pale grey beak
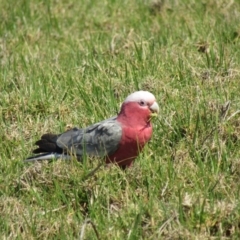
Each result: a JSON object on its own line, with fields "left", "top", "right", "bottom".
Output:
{"left": 149, "top": 101, "right": 159, "bottom": 114}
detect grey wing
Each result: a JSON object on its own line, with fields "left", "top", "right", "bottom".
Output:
{"left": 56, "top": 116, "right": 122, "bottom": 158}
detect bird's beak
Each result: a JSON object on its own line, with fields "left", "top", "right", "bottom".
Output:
{"left": 149, "top": 101, "right": 159, "bottom": 117}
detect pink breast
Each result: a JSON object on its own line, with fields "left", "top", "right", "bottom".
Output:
{"left": 106, "top": 125, "right": 152, "bottom": 167}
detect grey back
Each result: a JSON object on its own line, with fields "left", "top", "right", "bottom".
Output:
{"left": 56, "top": 116, "right": 122, "bottom": 158}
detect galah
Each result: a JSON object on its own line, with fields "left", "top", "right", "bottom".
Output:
{"left": 24, "top": 91, "right": 159, "bottom": 168}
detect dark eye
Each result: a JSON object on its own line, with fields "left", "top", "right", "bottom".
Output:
{"left": 139, "top": 100, "right": 145, "bottom": 106}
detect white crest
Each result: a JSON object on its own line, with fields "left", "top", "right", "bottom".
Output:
{"left": 124, "top": 91, "right": 156, "bottom": 103}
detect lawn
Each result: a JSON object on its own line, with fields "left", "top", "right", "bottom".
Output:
{"left": 1, "top": 0, "right": 240, "bottom": 239}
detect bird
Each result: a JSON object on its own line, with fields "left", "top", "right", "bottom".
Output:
{"left": 24, "top": 90, "right": 159, "bottom": 168}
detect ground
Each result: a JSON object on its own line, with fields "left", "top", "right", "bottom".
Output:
{"left": 1, "top": 0, "right": 240, "bottom": 239}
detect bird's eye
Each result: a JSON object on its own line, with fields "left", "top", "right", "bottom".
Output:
{"left": 139, "top": 100, "right": 145, "bottom": 106}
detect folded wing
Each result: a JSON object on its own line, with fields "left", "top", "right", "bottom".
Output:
{"left": 57, "top": 117, "right": 122, "bottom": 158}
{"left": 25, "top": 117, "right": 122, "bottom": 161}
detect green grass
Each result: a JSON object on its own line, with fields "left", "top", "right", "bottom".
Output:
{"left": 1, "top": 0, "right": 240, "bottom": 239}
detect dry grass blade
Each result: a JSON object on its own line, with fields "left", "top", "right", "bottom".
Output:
{"left": 79, "top": 219, "right": 101, "bottom": 240}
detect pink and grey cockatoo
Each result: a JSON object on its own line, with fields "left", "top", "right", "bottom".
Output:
{"left": 25, "top": 91, "right": 159, "bottom": 168}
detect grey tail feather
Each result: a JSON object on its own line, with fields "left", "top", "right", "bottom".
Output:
{"left": 24, "top": 153, "right": 72, "bottom": 162}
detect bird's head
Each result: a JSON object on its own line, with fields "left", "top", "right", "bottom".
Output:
{"left": 118, "top": 91, "right": 159, "bottom": 126}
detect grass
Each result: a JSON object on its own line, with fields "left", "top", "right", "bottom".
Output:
{"left": 1, "top": 0, "right": 240, "bottom": 239}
